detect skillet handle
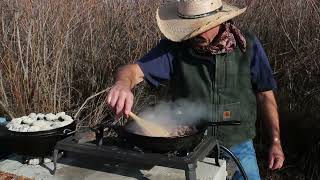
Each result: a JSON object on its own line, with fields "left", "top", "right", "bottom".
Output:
{"left": 207, "top": 121, "right": 241, "bottom": 126}
{"left": 62, "top": 129, "right": 76, "bottom": 136}
{"left": 91, "top": 123, "right": 121, "bottom": 135}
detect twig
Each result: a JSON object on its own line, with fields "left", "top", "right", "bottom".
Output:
{"left": 0, "top": 70, "right": 8, "bottom": 106}
{"left": 15, "top": 14, "right": 28, "bottom": 80}
{"left": 53, "top": 32, "right": 69, "bottom": 113}
{"left": 0, "top": 100, "right": 14, "bottom": 119}
{"left": 270, "top": 1, "right": 299, "bottom": 54}
{"left": 74, "top": 88, "right": 110, "bottom": 119}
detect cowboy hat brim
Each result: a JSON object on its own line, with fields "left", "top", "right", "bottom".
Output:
{"left": 156, "top": 2, "right": 247, "bottom": 42}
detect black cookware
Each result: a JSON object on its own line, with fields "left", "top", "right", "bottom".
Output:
{"left": 0, "top": 120, "right": 76, "bottom": 156}
{"left": 106, "top": 120, "right": 240, "bottom": 153}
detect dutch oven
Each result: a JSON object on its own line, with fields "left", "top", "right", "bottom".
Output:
{"left": 0, "top": 120, "right": 76, "bottom": 156}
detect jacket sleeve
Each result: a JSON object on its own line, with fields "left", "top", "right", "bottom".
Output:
{"left": 137, "top": 39, "right": 174, "bottom": 87}
{"left": 250, "top": 36, "right": 277, "bottom": 92}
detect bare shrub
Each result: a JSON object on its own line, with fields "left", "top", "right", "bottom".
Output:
{"left": 0, "top": 1, "right": 319, "bottom": 179}
{"left": 0, "top": 0, "right": 319, "bottom": 126}
{"left": 0, "top": 0, "right": 161, "bottom": 126}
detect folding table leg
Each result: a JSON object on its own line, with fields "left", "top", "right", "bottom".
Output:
{"left": 185, "top": 163, "right": 197, "bottom": 180}
{"left": 53, "top": 149, "right": 59, "bottom": 174}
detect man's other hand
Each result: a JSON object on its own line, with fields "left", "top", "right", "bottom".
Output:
{"left": 107, "top": 81, "right": 134, "bottom": 118}
{"left": 268, "top": 140, "right": 285, "bottom": 170}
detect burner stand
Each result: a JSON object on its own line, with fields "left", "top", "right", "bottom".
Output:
{"left": 53, "top": 136, "right": 219, "bottom": 180}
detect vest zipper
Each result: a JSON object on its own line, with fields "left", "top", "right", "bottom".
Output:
{"left": 209, "top": 62, "right": 215, "bottom": 136}
{"left": 213, "top": 56, "right": 219, "bottom": 137}
{"left": 213, "top": 55, "right": 223, "bottom": 137}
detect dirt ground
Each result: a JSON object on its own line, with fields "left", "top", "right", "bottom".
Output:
{"left": 0, "top": 171, "right": 33, "bottom": 180}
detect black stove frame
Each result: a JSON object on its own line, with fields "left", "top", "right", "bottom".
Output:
{"left": 53, "top": 135, "right": 219, "bottom": 180}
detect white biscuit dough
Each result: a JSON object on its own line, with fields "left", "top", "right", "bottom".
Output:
{"left": 45, "top": 113, "right": 58, "bottom": 121}
{"left": 22, "top": 117, "right": 37, "bottom": 125}
{"left": 7, "top": 112, "right": 74, "bottom": 132}
{"left": 28, "top": 126, "right": 41, "bottom": 132}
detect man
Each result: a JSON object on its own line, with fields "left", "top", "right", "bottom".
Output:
{"left": 107, "top": 0, "right": 285, "bottom": 179}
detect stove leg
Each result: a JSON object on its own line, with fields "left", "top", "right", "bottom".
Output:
{"left": 215, "top": 140, "right": 220, "bottom": 167}
{"left": 185, "top": 163, "right": 197, "bottom": 180}
{"left": 53, "top": 149, "right": 59, "bottom": 175}
{"left": 96, "top": 126, "right": 104, "bottom": 147}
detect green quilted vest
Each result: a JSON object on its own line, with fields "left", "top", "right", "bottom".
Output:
{"left": 169, "top": 33, "right": 257, "bottom": 147}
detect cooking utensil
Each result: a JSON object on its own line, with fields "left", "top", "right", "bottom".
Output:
{"left": 128, "top": 112, "right": 170, "bottom": 137}
{"left": 105, "top": 120, "right": 241, "bottom": 153}
{"left": 0, "top": 120, "right": 77, "bottom": 156}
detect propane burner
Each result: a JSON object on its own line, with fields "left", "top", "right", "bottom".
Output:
{"left": 53, "top": 128, "right": 219, "bottom": 180}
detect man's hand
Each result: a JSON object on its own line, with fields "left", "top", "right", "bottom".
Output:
{"left": 106, "top": 64, "right": 144, "bottom": 118}
{"left": 256, "top": 90, "right": 285, "bottom": 170}
{"left": 107, "top": 81, "right": 134, "bottom": 118}
{"left": 268, "top": 140, "right": 285, "bottom": 170}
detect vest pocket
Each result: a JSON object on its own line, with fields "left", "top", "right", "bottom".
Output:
{"left": 217, "top": 102, "right": 240, "bottom": 122}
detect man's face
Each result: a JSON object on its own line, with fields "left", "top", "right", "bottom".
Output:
{"left": 189, "top": 25, "right": 220, "bottom": 48}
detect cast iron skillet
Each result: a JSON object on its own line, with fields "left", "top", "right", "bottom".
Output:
{"left": 107, "top": 120, "right": 240, "bottom": 153}
{"left": 0, "top": 120, "right": 77, "bottom": 156}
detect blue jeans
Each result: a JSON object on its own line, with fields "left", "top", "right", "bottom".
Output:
{"left": 227, "top": 140, "right": 261, "bottom": 180}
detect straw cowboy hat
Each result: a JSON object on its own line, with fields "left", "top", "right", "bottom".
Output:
{"left": 156, "top": 0, "right": 247, "bottom": 42}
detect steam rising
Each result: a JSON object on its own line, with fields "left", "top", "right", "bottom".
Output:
{"left": 137, "top": 99, "right": 207, "bottom": 128}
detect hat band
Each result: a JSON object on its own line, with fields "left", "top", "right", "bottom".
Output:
{"left": 177, "top": 6, "right": 223, "bottom": 19}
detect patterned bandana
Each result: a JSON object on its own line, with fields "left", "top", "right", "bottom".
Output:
{"left": 193, "top": 21, "right": 247, "bottom": 55}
